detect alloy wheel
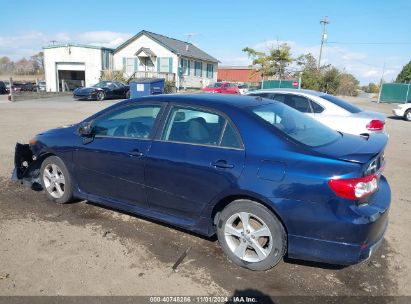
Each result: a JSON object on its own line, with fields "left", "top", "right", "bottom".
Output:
{"left": 43, "top": 164, "right": 65, "bottom": 199}
{"left": 224, "top": 212, "right": 273, "bottom": 263}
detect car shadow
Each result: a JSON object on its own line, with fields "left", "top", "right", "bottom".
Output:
{"left": 85, "top": 200, "right": 218, "bottom": 242}
{"left": 386, "top": 115, "right": 404, "bottom": 120}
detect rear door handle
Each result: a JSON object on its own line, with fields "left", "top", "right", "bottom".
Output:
{"left": 211, "top": 160, "right": 234, "bottom": 169}
{"left": 128, "top": 149, "right": 144, "bottom": 157}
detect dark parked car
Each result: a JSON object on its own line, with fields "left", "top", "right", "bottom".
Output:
{"left": 13, "top": 94, "right": 390, "bottom": 270}
{"left": 73, "top": 81, "right": 130, "bottom": 101}
{"left": 0, "top": 81, "right": 6, "bottom": 94}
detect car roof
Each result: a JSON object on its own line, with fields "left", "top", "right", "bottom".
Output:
{"left": 254, "top": 88, "right": 326, "bottom": 96}
{"left": 129, "top": 93, "right": 271, "bottom": 109}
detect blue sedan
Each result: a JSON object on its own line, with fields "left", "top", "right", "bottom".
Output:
{"left": 13, "top": 94, "right": 390, "bottom": 271}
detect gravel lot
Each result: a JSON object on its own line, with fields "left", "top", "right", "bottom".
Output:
{"left": 0, "top": 94, "right": 410, "bottom": 297}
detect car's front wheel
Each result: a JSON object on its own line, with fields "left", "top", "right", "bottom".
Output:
{"left": 216, "top": 199, "right": 286, "bottom": 271}
{"left": 40, "top": 156, "right": 73, "bottom": 204}
{"left": 404, "top": 109, "right": 411, "bottom": 121}
{"left": 96, "top": 91, "right": 105, "bottom": 101}
{"left": 125, "top": 90, "right": 130, "bottom": 99}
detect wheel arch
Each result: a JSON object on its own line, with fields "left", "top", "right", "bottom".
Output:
{"left": 209, "top": 193, "right": 288, "bottom": 237}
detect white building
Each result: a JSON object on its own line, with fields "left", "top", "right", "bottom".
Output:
{"left": 43, "top": 30, "right": 219, "bottom": 92}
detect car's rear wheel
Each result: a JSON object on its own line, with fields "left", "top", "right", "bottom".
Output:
{"left": 216, "top": 199, "right": 286, "bottom": 271}
{"left": 405, "top": 109, "right": 411, "bottom": 121}
{"left": 96, "top": 91, "right": 105, "bottom": 101}
{"left": 40, "top": 156, "right": 73, "bottom": 204}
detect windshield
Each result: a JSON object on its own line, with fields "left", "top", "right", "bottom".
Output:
{"left": 250, "top": 102, "right": 340, "bottom": 147}
{"left": 320, "top": 94, "right": 362, "bottom": 113}
{"left": 93, "top": 81, "right": 109, "bottom": 88}
{"left": 208, "top": 83, "right": 222, "bottom": 88}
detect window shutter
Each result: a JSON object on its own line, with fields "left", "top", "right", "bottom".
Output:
{"left": 122, "top": 57, "right": 126, "bottom": 72}
{"left": 169, "top": 57, "right": 173, "bottom": 73}
{"left": 157, "top": 57, "right": 160, "bottom": 72}
{"left": 134, "top": 58, "right": 138, "bottom": 72}
{"left": 188, "top": 60, "right": 190, "bottom": 76}
{"left": 200, "top": 62, "right": 203, "bottom": 77}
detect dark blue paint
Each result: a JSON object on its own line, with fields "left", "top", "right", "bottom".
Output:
{"left": 29, "top": 94, "right": 391, "bottom": 266}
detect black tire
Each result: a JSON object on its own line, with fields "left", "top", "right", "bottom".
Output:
{"left": 125, "top": 90, "right": 130, "bottom": 99}
{"left": 40, "top": 156, "right": 74, "bottom": 204}
{"left": 216, "top": 199, "right": 286, "bottom": 271}
{"left": 404, "top": 109, "right": 411, "bottom": 121}
{"left": 96, "top": 91, "right": 105, "bottom": 101}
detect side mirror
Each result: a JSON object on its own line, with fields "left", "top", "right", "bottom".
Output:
{"left": 78, "top": 121, "right": 93, "bottom": 136}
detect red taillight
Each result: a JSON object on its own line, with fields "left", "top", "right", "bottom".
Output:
{"left": 366, "top": 120, "right": 385, "bottom": 131}
{"left": 328, "top": 174, "right": 379, "bottom": 200}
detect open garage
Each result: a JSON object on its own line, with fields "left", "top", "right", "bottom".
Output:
{"left": 56, "top": 63, "right": 85, "bottom": 91}
{"left": 43, "top": 44, "right": 112, "bottom": 92}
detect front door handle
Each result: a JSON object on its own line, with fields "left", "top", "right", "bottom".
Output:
{"left": 211, "top": 160, "right": 234, "bottom": 169}
{"left": 128, "top": 149, "right": 144, "bottom": 157}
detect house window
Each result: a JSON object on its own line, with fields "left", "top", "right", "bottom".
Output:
{"left": 206, "top": 63, "right": 214, "bottom": 78}
{"left": 125, "top": 58, "right": 137, "bottom": 74}
{"left": 194, "top": 61, "right": 202, "bottom": 77}
{"left": 158, "top": 57, "right": 170, "bottom": 73}
{"left": 180, "top": 58, "right": 189, "bottom": 76}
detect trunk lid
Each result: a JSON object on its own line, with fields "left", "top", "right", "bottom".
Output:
{"left": 313, "top": 132, "right": 387, "bottom": 166}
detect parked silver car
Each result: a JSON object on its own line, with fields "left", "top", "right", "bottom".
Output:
{"left": 248, "top": 89, "right": 386, "bottom": 136}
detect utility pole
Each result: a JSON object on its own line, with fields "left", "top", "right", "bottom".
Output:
{"left": 377, "top": 62, "right": 386, "bottom": 103}
{"left": 318, "top": 16, "right": 330, "bottom": 69}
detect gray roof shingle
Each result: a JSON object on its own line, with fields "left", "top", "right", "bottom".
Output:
{"left": 115, "top": 30, "right": 219, "bottom": 63}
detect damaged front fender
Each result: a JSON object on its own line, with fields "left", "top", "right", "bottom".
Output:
{"left": 11, "top": 143, "right": 44, "bottom": 190}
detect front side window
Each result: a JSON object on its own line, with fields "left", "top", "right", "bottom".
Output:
{"left": 250, "top": 102, "right": 340, "bottom": 147}
{"left": 92, "top": 105, "right": 161, "bottom": 139}
{"left": 162, "top": 106, "right": 241, "bottom": 148}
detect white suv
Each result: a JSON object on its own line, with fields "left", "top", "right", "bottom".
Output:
{"left": 393, "top": 102, "right": 411, "bottom": 121}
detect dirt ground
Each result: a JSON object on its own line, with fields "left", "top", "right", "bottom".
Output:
{"left": 0, "top": 94, "right": 410, "bottom": 297}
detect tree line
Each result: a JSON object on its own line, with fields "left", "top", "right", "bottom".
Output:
{"left": 242, "top": 44, "right": 382, "bottom": 96}
{"left": 0, "top": 52, "right": 44, "bottom": 76}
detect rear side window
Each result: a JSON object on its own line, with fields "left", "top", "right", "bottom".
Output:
{"left": 221, "top": 122, "right": 241, "bottom": 148}
{"left": 250, "top": 102, "right": 340, "bottom": 147}
{"left": 287, "top": 95, "right": 312, "bottom": 113}
{"left": 320, "top": 94, "right": 362, "bottom": 113}
{"left": 310, "top": 101, "right": 324, "bottom": 113}
{"left": 162, "top": 106, "right": 242, "bottom": 148}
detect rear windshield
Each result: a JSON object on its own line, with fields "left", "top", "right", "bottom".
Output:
{"left": 208, "top": 83, "right": 222, "bottom": 88}
{"left": 320, "top": 94, "right": 362, "bottom": 113}
{"left": 250, "top": 102, "right": 340, "bottom": 147}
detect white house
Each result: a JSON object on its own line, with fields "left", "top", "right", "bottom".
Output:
{"left": 43, "top": 30, "right": 219, "bottom": 92}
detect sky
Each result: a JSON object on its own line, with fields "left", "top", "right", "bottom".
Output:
{"left": 1, "top": 0, "right": 410, "bottom": 84}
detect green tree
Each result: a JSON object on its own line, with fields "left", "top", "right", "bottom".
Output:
{"left": 321, "top": 67, "right": 340, "bottom": 94}
{"left": 296, "top": 53, "right": 322, "bottom": 91}
{"left": 242, "top": 47, "right": 272, "bottom": 80}
{"left": 396, "top": 60, "right": 411, "bottom": 83}
{"left": 337, "top": 73, "right": 359, "bottom": 96}
{"left": 268, "top": 43, "right": 293, "bottom": 79}
{"left": 242, "top": 43, "right": 293, "bottom": 80}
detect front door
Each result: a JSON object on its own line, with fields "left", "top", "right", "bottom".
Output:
{"left": 145, "top": 105, "right": 245, "bottom": 223}
{"left": 73, "top": 103, "right": 164, "bottom": 206}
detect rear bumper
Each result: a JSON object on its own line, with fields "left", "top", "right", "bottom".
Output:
{"left": 285, "top": 176, "right": 391, "bottom": 265}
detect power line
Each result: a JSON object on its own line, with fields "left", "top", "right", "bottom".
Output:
{"left": 327, "top": 41, "right": 411, "bottom": 45}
